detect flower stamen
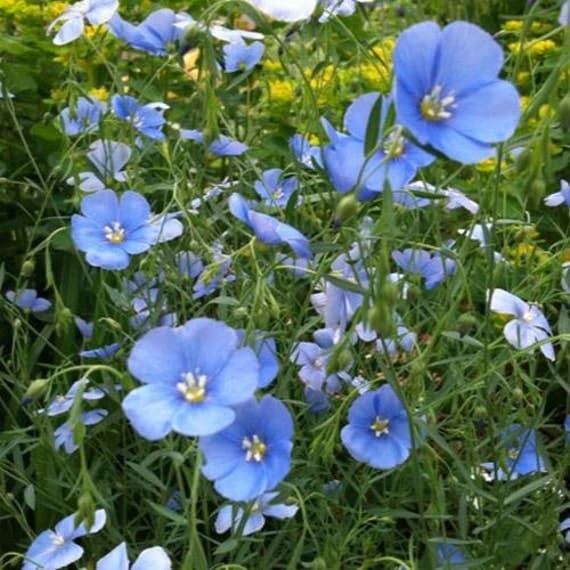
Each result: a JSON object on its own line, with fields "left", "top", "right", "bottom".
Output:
{"left": 177, "top": 371, "right": 208, "bottom": 403}
{"left": 104, "top": 221, "right": 125, "bottom": 244}
{"left": 420, "top": 85, "right": 456, "bottom": 121}
{"left": 370, "top": 416, "right": 390, "bottom": 437}
{"left": 242, "top": 434, "right": 267, "bottom": 461}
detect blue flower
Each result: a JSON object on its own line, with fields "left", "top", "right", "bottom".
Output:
{"left": 254, "top": 168, "right": 299, "bottom": 208}
{"left": 111, "top": 95, "right": 168, "bottom": 141}
{"left": 489, "top": 288, "right": 554, "bottom": 361}
{"left": 109, "top": 8, "right": 183, "bottom": 55}
{"left": 356, "top": 314, "right": 417, "bottom": 357}
{"left": 23, "top": 509, "right": 106, "bottom": 570}
{"left": 289, "top": 134, "right": 323, "bottom": 169}
{"left": 291, "top": 328, "right": 349, "bottom": 394}
{"left": 247, "top": 0, "right": 318, "bottom": 22}
{"left": 71, "top": 190, "right": 182, "bottom": 270}
{"left": 74, "top": 317, "right": 94, "bottom": 339}
{"left": 229, "top": 193, "right": 312, "bottom": 259}
{"left": 96, "top": 542, "right": 171, "bottom": 570}
{"left": 215, "top": 492, "right": 298, "bottom": 536}
{"left": 481, "top": 424, "right": 547, "bottom": 481}
{"left": 72, "top": 139, "right": 131, "bottom": 193}
{"left": 224, "top": 39, "right": 265, "bottom": 72}
{"left": 236, "top": 330, "right": 279, "bottom": 388}
{"left": 544, "top": 179, "right": 570, "bottom": 207}
{"left": 392, "top": 248, "right": 456, "bottom": 290}
{"left": 54, "top": 409, "right": 108, "bottom": 454}
{"left": 192, "top": 245, "right": 235, "bottom": 299}
{"left": 80, "top": 342, "right": 121, "bottom": 359}
{"left": 341, "top": 384, "right": 413, "bottom": 469}
{"left": 40, "top": 378, "right": 106, "bottom": 416}
{"left": 321, "top": 93, "right": 434, "bottom": 197}
{"left": 200, "top": 395, "right": 294, "bottom": 501}
{"left": 436, "top": 543, "right": 469, "bottom": 569}
{"left": 311, "top": 245, "right": 369, "bottom": 330}
{"left": 59, "top": 96, "right": 106, "bottom": 136}
{"left": 47, "top": 0, "right": 118, "bottom": 45}
{"left": 5, "top": 289, "right": 51, "bottom": 312}
{"left": 179, "top": 129, "right": 249, "bottom": 156}
{"left": 122, "top": 318, "right": 260, "bottom": 439}
{"left": 565, "top": 416, "right": 570, "bottom": 444}
{"left": 393, "top": 21, "right": 520, "bottom": 163}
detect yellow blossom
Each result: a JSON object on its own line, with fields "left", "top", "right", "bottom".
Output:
{"left": 88, "top": 87, "right": 109, "bottom": 102}
{"left": 528, "top": 39, "right": 557, "bottom": 56}
{"left": 503, "top": 20, "right": 523, "bottom": 32}
{"left": 84, "top": 25, "right": 106, "bottom": 39}
{"left": 508, "top": 242, "right": 549, "bottom": 266}
{"left": 263, "top": 60, "right": 283, "bottom": 73}
{"left": 475, "top": 157, "right": 497, "bottom": 173}
{"left": 516, "top": 71, "right": 530, "bottom": 85}
{"left": 267, "top": 79, "right": 294, "bottom": 103}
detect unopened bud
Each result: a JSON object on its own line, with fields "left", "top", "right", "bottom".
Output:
{"left": 21, "top": 259, "right": 35, "bottom": 277}
{"left": 334, "top": 194, "right": 359, "bottom": 224}
{"left": 21, "top": 378, "right": 50, "bottom": 405}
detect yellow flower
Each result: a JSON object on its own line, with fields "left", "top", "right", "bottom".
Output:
{"left": 516, "top": 71, "right": 530, "bottom": 85}
{"left": 503, "top": 20, "right": 523, "bottom": 32}
{"left": 528, "top": 39, "right": 557, "bottom": 56}
{"left": 475, "top": 157, "right": 497, "bottom": 173}
{"left": 267, "top": 79, "right": 294, "bottom": 103}
{"left": 263, "top": 60, "right": 282, "bottom": 73}
{"left": 46, "top": 2, "right": 69, "bottom": 19}
{"left": 84, "top": 24, "right": 106, "bottom": 39}
{"left": 508, "top": 242, "right": 549, "bottom": 266}
{"left": 538, "top": 103, "right": 554, "bottom": 120}
{"left": 88, "top": 86, "right": 109, "bottom": 102}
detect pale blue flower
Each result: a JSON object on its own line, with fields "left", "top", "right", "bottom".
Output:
{"left": 215, "top": 492, "right": 298, "bottom": 535}
{"left": 54, "top": 409, "right": 108, "bottom": 454}
{"left": 289, "top": 134, "right": 322, "bottom": 169}
{"left": 392, "top": 248, "right": 456, "bottom": 290}
{"left": 123, "top": 318, "right": 260, "bottom": 439}
{"left": 179, "top": 129, "right": 249, "bottom": 156}
{"left": 96, "top": 542, "right": 171, "bottom": 570}
{"left": 436, "top": 543, "right": 469, "bottom": 569}
{"left": 393, "top": 21, "right": 520, "bottom": 163}
{"left": 247, "top": 0, "right": 318, "bottom": 22}
{"left": 59, "top": 97, "right": 106, "bottom": 136}
{"left": 229, "top": 193, "right": 312, "bottom": 259}
{"left": 341, "top": 384, "right": 413, "bottom": 469}
{"left": 544, "top": 179, "right": 570, "bottom": 207}
{"left": 200, "top": 395, "right": 294, "bottom": 501}
{"left": 47, "top": 0, "right": 118, "bottom": 45}
{"left": 40, "top": 378, "right": 106, "bottom": 416}
{"left": 224, "top": 39, "right": 265, "bottom": 72}
{"left": 489, "top": 288, "right": 554, "bottom": 361}
{"left": 5, "top": 289, "right": 51, "bottom": 312}
{"left": 112, "top": 96, "right": 169, "bottom": 141}
{"left": 254, "top": 168, "right": 299, "bottom": 208}
{"left": 23, "top": 509, "right": 106, "bottom": 570}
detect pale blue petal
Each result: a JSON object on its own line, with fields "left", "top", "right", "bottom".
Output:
{"left": 96, "top": 542, "right": 129, "bottom": 570}
{"left": 172, "top": 403, "right": 235, "bottom": 436}
{"left": 131, "top": 546, "right": 172, "bottom": 570}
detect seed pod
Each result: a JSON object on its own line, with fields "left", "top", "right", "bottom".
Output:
{"left": 21, "top": 259, "right": 35, "bottom": 277}
{"left": 334, "top": 194, "right": 359, "bottom": 224}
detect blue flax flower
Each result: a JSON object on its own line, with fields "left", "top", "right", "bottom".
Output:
{"left": 179, "top": 129, "right": 249, "bottom": 156}
{"left": 392, "top": 248, "right": 456, "bottom": 290}
{"left": 229, "top": 193, "right": 312, "bottom": 259}
{"left": 224, "top": 39, "right": 265, "bottom": 72}
{"left": 68, "top": 139, "right": 131, "bottom": 192}
{"left": 109, "top": 8, "right": 183, "bottom": 56}
{"left": 71, "top": 190, "right": 183, "bottom": 270}
{"left": 96, "top": 542, "right": 171, "bottom": 570}
{"left": 544, "top": 179, "right": 570, "bottom": 207}
{"left": 247, "top": 0, "right": 318, "bottom": 22}
{"left": 393, "top": 21, "right": 520, "bottom": 164}
{"left": 23, "top": 509, "right": 106, "bottom": 570}
{"left": 5, "top": 289, "right": 51, "bottom": 312}
{"left": 200, "top": 395, "right": 294, "bottom": 501}
{"left": 112, "top": 95, "right": 168, "bottom": 141}
{"left": 215, "top": 492, "right": 298, "bottom": 536}
{"left": 565, "top": 416, "right": 570, "bottom": 444}
{"left": 40, "top": 378, "right": 106, "bottom": 416}
{"left": 436, "top": 543, "right": 469, "bottom": 569}
{"left": 289, "top": 134, "right": 323, "bottom": 169}
{"left": 59, "top": 96, "right": 106, "bottom": 136}
{"left": 254, "top": 168, "right": 299, "bottom": 208}
{"left": 341, "top": 384, "right": 412, "bottom": 469}
{"left": 321, "top": 93, "right": 434, "bottom": 197}
{"left": 489, "top": 288, "right": 554, "bottom": 361}
{"left": 54, "top": 409, "right": 108, "bottom": 454}
{"left": 310, "top": 244, "right": 368, "bottom": 330}
{"left": 123, "top": 318, "right": 260, "bottom": 439}
{"left": 236, "top": 330, "right": 279, "bottom": 389}
{"left": 80, "top": 342, "right": 121, "bottom": 359}
{"left": 47, "top": 0, "right": 118, "bottom": 45}
{"left": 481, "top": 424, "right": 547, "bottom": 481}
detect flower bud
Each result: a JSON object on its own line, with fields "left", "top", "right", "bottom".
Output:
{"left": 368, "top": 304, "right": 396, "bottom": 338}
{"left": 21, "top": 378, "right": 50, "bottom": 405}
{"left": 77, "top": 493, "right": 95, "bottom": 532}
{"left": 21, "top": 259, "right": 35, "bottom": 277}
{"left": 334, "top": 194, "right": 359, "bottom": 224}
{"left": 456, "top": 313, "right": 478, "bottom": 335}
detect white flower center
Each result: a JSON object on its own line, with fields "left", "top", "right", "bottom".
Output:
{"left": 383, "top": 127, "right": 405, "bottom": 158}
{"left": 272, "top": 187, "right": 284, "bottom": 200}
{"left": 370, "top": 416, "right": 390, "bottom": 437}
{"left": 104, "top": 221, "right": 125, "bottom": 244}
{"left": 242, "top": 434, "right": 267, "bottom": 462}
{"left": 51, "top": 533, "right": 66, "bottom": 546}
{"left": 420, "top": 85, "right": 456, "bottom": 121}
{"left": 176, "top": 371, "right": 208, "bottom": 403}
